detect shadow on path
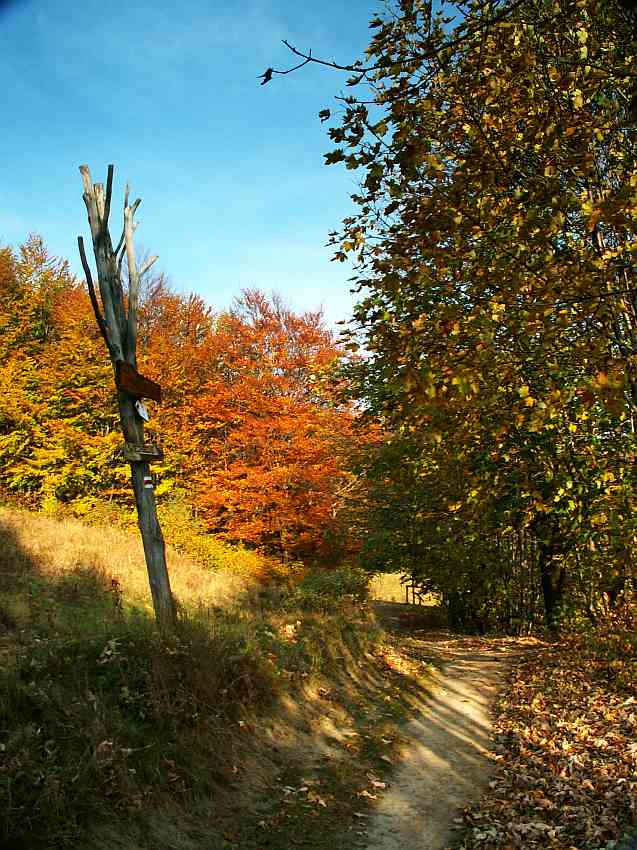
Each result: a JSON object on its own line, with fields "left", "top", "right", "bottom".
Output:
{"left": 365, "top": 603, "right": 529, "bottom": 850}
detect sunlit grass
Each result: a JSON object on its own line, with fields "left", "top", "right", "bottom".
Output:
{"left": 0, "top": 506, "right": 254, "bottom": 616}
{"left": 0, "top": 506, "right": 381, "bottom": 849}
{"left": 369, "top": 571, "right": 406, "bottom": 602}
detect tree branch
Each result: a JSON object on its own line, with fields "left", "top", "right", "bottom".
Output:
{"left": 124, "top": 196, "right": 143, "bottom": 364}
{"left": 103, "top": 163, "right": 114, "bottom": 237}
{"left": 117, "top": 241, "right": 127, "bottom": 281}
{"left": 79, "top": 164, "right": 100, "bottom": 242}
{"left": 139, "top": 254, "right": 158, "bottom": 277}
{"left": 78, "top": 235, "right": 109, "bottom": 348}
{"left": 264, "top": 0, "right": 530, "bottom": 82}
{"left": 114, "top": 226, "right": 125, "bottom": 257}
{"left": 273, "top": 50, "right": 312, "bottom": 76}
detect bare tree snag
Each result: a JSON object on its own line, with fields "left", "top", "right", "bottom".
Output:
{"left": 77, "top": 163, "right": 176, "bottom": 634}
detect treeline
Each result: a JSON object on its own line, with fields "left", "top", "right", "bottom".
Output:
{"left": 0, "top": 236, "right": 364, "bottom": 564}
{"left": 4, "top": 0, "right": 637, "bottom": 632}
{"left": 326, "top": 0, "right": 637, "bottom": 630}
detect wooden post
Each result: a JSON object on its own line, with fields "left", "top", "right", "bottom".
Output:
{"left": 77, "top": 164, "right": 176, "bottom": 633}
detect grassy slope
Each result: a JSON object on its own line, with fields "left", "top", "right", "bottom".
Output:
{"left": 7, "top": 508, "right": 634, "bottom": 850}
{"left": 0, "top": 508, "right": 433, "bottom": 850}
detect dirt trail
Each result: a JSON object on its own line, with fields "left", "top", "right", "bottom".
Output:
{"left": 365, "top": 612, "right": 520, "bottom": 850}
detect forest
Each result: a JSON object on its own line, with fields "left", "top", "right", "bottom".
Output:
{"left": 0, "top": 237, "right": 362, "bottom": 566}
{"left": 1, "top": 0, "right": 637, "bottom": 847}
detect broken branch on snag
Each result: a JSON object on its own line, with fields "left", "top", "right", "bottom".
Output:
{"left": 113, "top": 226, "right": 125, "bottom": 257}
{"left": 124, "top": 196, "right": 143, "bottom": 362}
{"left": 78, "top": 164, "right": 125, "bottom": 361}
{"left": 102, "top": 164, "right": 114, "bottom": 238}
{"left": 78, "top": 235, "right": 109, "bottom": 348}
{"left": 79, "top": 165, "right": 101, "bottom": 243}
{"left": 139, "top": 255, "right": 158, "bottom": 277}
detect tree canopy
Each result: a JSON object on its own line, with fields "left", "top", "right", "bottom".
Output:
{"left": 0, "top": 236, "right": 361, "bottom": 564}
{"left": 324, "top": 0, "right": 637, "bottom": 628}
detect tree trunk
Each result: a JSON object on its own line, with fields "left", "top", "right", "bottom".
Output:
{"left": 538, "top": 541, "right": 565, "bottom": 632}
{"left": 78, "top": 164, "right": 176, "bottom": 634}
{"left": 119, "top": 391, "right": 176, "bottom": 631}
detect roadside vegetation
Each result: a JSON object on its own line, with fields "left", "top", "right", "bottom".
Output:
{"left": 2, "top": 0, "right": 637, "bottom": 846}
{"left": 0, "top": 507, "right": 431, "bottom": 850}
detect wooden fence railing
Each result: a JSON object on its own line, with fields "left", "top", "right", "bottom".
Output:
{"left": 401, "top": 577, "right": 428, "bottom": 605}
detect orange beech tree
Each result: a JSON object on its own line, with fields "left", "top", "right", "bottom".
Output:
{"left": 183, "top": 290, "right": 359, "bottom": 562}
{"left": 132, "top": 275, "right": 217, "bottom": 502}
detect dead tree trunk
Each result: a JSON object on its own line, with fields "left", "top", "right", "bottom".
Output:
{"left": 77, "top": 163, "right": 176, "bottom": 633}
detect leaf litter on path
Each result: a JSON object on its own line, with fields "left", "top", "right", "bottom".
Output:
{"left": 461, "top": 641, "right": 637, "bottom": 850}
{"left": 364, "top": 633, "right": 530, "bottom": 850}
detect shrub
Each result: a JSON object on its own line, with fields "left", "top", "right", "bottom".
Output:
{"left": 293, "top": 567, "right": 370, "bottom": 610}
{"left": 581, "top": 603, "right": 637, "bottom": 694}
{"left": 0, "top": 608, "right": 274, "bottom": 848}
{"left": 157, "top": 493, "right": 276, "bottom": 579}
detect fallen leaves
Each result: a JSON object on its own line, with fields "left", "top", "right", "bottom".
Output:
{"left": 357, "top": 789, "right": 378, "bottom": 800}
{"left": 307, "top": 790, "right": 328, "bottom": 807}
{"left": 367, "top": 772, "right": 387, "bottom": 790}
{"left": 461, "top": 639, "right": 637, "bottom": 850}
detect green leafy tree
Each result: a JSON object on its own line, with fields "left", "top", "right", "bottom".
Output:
{"left": 326, "top": 0, "right": 637, "bottom": 628}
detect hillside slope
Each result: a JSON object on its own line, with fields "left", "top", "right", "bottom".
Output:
{"left": 0, "top": 508, "right": 430, "bottom": 850}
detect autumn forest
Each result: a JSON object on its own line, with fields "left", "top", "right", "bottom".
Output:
{"left": 0, "top": 237, "right": 363, "bottom": 562}
{"left": 2, "top": 0, "right": 637, "bottom": 847}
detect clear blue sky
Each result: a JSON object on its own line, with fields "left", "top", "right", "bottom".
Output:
{"left": 0, "top": 0, "right": 380, "bottom": 325}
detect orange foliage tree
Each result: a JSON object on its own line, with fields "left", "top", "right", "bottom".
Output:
{"left": 0, "top": 239, "right": 362, "bottom": 563}
{"left": 175, "top": 291, "right": 359, "bottom": 562}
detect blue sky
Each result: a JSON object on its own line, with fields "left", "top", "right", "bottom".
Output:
{"left": 0, "top": 0, "right": 380, "bottom": 325}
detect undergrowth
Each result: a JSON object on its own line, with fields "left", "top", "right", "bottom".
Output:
{"left": 37, "top": 492, "right": 278, "bottom": 581}
{"left": 0, "top": 507, "right": 380, "bottom": 849}
{"left": 580, "top": 604, "right": 637, "bottom": 695}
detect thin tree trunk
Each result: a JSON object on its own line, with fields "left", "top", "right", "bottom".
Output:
{"left": 118, "top": 390, "right": 175, "bottom": 630}
{"left": 78, "top": 164, "right": 176, "bottom": 633}
{"left": 538, "top": 540, "right": 565, "bottom": 632}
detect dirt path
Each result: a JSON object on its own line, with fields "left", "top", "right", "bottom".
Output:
{"left": 365, "top": 615, "right": 521, "bottom": 850}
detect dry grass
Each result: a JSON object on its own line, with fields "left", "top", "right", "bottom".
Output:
{"left": 0, "top": 506, "right": 253, "bottom": 613}
{"left": 0, "top": 505, "right": 391, "bottom": 850}
{"left": 369, "top": 571, "right": 407, "bottom": 602}
{"left": 369, "top": 571, "right": 442, "bottom": 608}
